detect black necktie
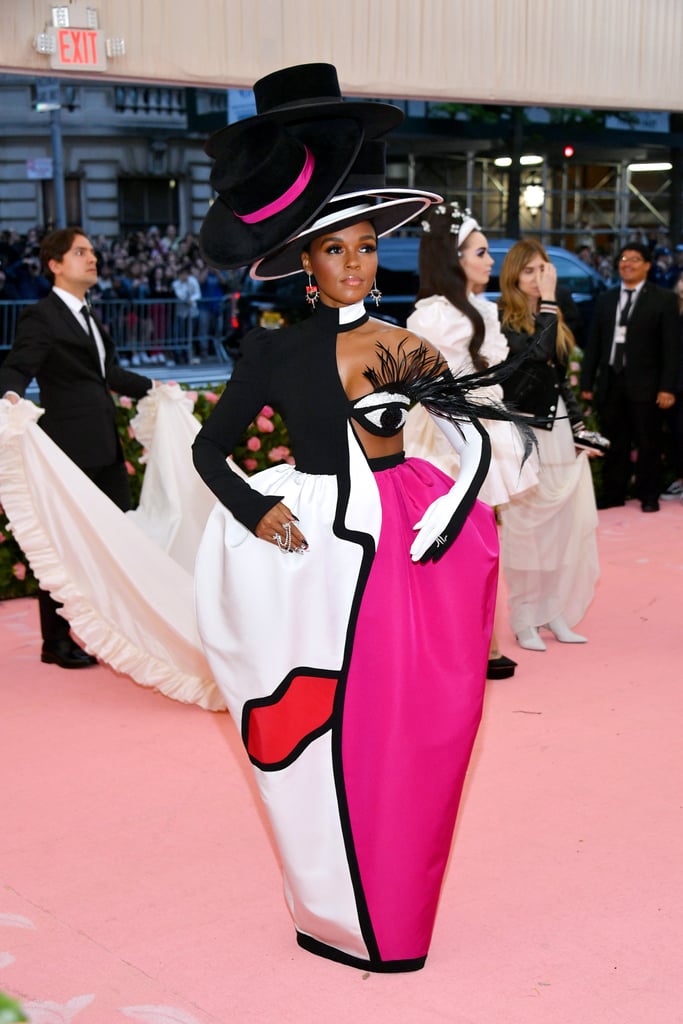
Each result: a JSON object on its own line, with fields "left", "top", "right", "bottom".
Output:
{"left": 81, "top": 304, "right": 102, "bottom": 372}
{"left": 619, "top": 289, "right": 634, "bottom": 327}
{"left": 613, "top": 289, "right": 634, "bottom": 372}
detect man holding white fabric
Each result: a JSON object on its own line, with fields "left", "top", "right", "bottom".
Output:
{"left": 0, "top": 227, "right": 155, "bottom": 668}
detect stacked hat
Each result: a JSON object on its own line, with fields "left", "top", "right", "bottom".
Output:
{"left": 200, "top": 63, "right": 408, "bottom": 270}
{"left": 251, "top": 139, "right": 442, "bottom": 280}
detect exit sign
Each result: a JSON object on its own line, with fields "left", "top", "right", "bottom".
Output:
{"left": 50, "top": 27, "right": 107, "bottom": 71}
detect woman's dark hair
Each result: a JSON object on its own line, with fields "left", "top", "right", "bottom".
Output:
{"left": 414, "top": 205, "right": 487, "bottom": 371}
{"left": 39, "top": 226, "right": 87, "bottom": 285}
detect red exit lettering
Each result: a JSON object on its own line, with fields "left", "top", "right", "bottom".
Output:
{"left": 57, "top": 28, "right": 99, "bottom": 66}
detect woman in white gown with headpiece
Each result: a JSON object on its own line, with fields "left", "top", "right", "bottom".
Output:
{"left": 404, "top": 203, "right": 539, "bottom": 678}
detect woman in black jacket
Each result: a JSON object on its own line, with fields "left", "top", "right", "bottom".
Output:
{"left": 497, "top": 239, "right": 599, "bottom": 652}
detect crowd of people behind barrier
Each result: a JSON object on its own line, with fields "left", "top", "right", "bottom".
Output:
{"left": 574, "top": 234, "right": 683, "bottom": 289}
{"left": 0, "top": 223, "right": 244, "bottom": 367}
{"left": 3, "top": 222, "right": 683, "bottom": 368}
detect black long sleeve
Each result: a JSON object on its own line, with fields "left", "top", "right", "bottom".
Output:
{"left": 192, "top": 330, "right": 283, "bottom": 532}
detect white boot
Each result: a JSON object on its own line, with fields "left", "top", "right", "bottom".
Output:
{"left": 516, "top": 626, "right": 546, "bottom": 651}
{"left": 545, "top": 615, "right": 587, "bottom": 643}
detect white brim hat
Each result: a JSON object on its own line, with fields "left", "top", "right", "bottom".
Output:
{"left": 251, "top": 189, "right": 441, "bottom": 280}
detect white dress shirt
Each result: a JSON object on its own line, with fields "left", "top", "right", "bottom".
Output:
{"left": 53, "top": 286, "right": 106, "bottom": 375}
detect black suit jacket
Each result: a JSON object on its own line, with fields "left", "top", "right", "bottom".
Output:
{"left": 0, "top": 291, "right": 152, "bottom": 468}
{"left": 580, "top": 281, "right": 679, "bottom": 404}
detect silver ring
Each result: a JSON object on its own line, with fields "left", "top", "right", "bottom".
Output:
{"left": 275, "top": 521, "right": 292, "bottom": 552}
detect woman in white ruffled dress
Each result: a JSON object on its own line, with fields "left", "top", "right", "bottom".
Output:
{"left": 497, "top": 239, "right": 599, "bottom": 651}
{"left": 404, "top": 203, "right": 539, "bottom": 678}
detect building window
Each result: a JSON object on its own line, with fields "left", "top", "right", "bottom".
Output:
{"left": 41, "top": 177, "right": 82, "bottom": 228}
{"left": 119, "top": 177, "right": 180, "bottom": 233}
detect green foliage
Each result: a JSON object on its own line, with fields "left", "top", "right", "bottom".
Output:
{"left": 430, "top": 103, "right": 639, "bottom": 132}
{"left": 547, "top": 108, "right": 639, "bottom": 130}
{"left": 1, "top": 385, "right": 292, "bottom": 600}
{"left": 430, "top": 102, "right": 514, "bottom": 125}
{"left": 0, "top": 507, "right": 39, "bottom": 601}
{"left": 0, "top": 992, "right": 28, "bottom": 1022}
{"left": 567, "top": 347, "right": 604, "bottom": 497}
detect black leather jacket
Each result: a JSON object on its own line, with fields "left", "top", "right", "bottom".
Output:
{"left": 499, "top": 311, "right": 581, "bottom": 431}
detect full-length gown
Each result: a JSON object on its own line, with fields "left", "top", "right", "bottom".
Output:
{"left": 498, "top": 312, "right": 599, "bottom": 634}
{"left": 0, "top": 303, "right": 502, "bottom": 971}
{"left": 192, "top": 300, "right": 499, "bottom": 971}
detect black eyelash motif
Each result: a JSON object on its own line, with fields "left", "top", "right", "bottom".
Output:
{"left": 363, "top": 338, "right": 538, "bottom": 464}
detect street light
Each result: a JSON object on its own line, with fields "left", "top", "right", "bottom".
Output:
{"left": 522, "top": 174, "right": 545, "bottom": 216}
{"left": 627, "top": 162, "right": 672, "bottom": 172}
{"left": 34, "top": 78, "right": 66, "bottom": 228}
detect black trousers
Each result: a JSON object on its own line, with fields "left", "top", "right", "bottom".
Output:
{"left": 38, "top": 461, "right": 132, "bottom": 647}
{"left": 598, "top": 371, "right": 664, "bottom": 505}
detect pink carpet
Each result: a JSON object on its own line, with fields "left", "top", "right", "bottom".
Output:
{"left": 2, "top": 500, "right": 682, "bottom": 1024}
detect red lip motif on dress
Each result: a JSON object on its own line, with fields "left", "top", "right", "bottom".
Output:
{"left": 243, "top": 671, "right": 339, "bottom": 769}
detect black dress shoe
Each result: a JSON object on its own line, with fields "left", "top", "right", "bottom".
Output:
{"left": 641, "top": 500, "right": 660, "bottom": 513}
{"left": 487, "top": 654, "right": 518, "bottom": 680}
{"left": 41, "top": 639, "right": 97, "bottom": 669}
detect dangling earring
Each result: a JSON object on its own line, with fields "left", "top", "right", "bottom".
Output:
{"left": 369, "top": 278, "right": 382, "bottom": 307}
{"left": 305, "top": 273, "right": 319, "bottom": 308}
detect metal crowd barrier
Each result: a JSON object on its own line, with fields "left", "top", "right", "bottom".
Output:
{"left": 0, "top": 295, "right": 237, "bottom": 368}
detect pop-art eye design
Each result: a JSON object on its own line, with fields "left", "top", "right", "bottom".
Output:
{"left": 351, "top": 390, "right": 411, "bottom": 437}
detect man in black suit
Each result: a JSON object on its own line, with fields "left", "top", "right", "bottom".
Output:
{"left": 0, "top": 227, "right": 155, "bottom": 667}
{"left": 580, "top": 242, "right": 679, "bottom": 512}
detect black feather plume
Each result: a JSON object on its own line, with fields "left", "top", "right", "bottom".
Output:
{"left": 363, "top": 338, "right": 539, "bottom": 466}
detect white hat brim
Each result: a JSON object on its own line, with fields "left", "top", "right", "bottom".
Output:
{"left": 251, "top": 192, "right": 441, "bottom": 280}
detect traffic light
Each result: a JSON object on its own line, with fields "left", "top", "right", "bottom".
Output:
{"left": 563, "top": 144, "right": 575, "bottom": 159}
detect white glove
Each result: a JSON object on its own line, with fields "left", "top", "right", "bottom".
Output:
{"left": 410, "top": 415, "right": 490, "bottom": 563}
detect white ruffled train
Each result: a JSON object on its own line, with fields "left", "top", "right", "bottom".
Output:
{"left": 0, "top": 385, "right": 228, "bottom": 711}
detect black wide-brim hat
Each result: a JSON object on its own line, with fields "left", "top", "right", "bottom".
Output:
{"left": 251, "top": 189, "right": 441, "bottom": 280}
{"left": 199, "top": 117, "right": 363, "bottom": 270}
{"left": 204, "top": 63, "right": 403, "bottom": 161}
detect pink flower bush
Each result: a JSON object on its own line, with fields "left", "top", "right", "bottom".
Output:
{"left": 256, "top": 415, "right": 275, "bottom": 433}
{"left": 242, "top": 458, "right": 259, "bottom": 472}
{"left": 125, "top": 460, "right": 136, "bottom": 475}
{"left": 268, "top": 445, "right": 291, "bottom": 463}
{"left": 13, "top": 562, "right": 26, "bottom": 580}
{"left": 246, "top": 436, "right": 262, "bottom": 451}
{"left": 204, "top": 391, "right": 219, "bottom": 404}
{"left": 119, "top": 396, "right": 133, "bottom": 409}
{"left": 260, "top": 405, "right": 274, "bottom": 417}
